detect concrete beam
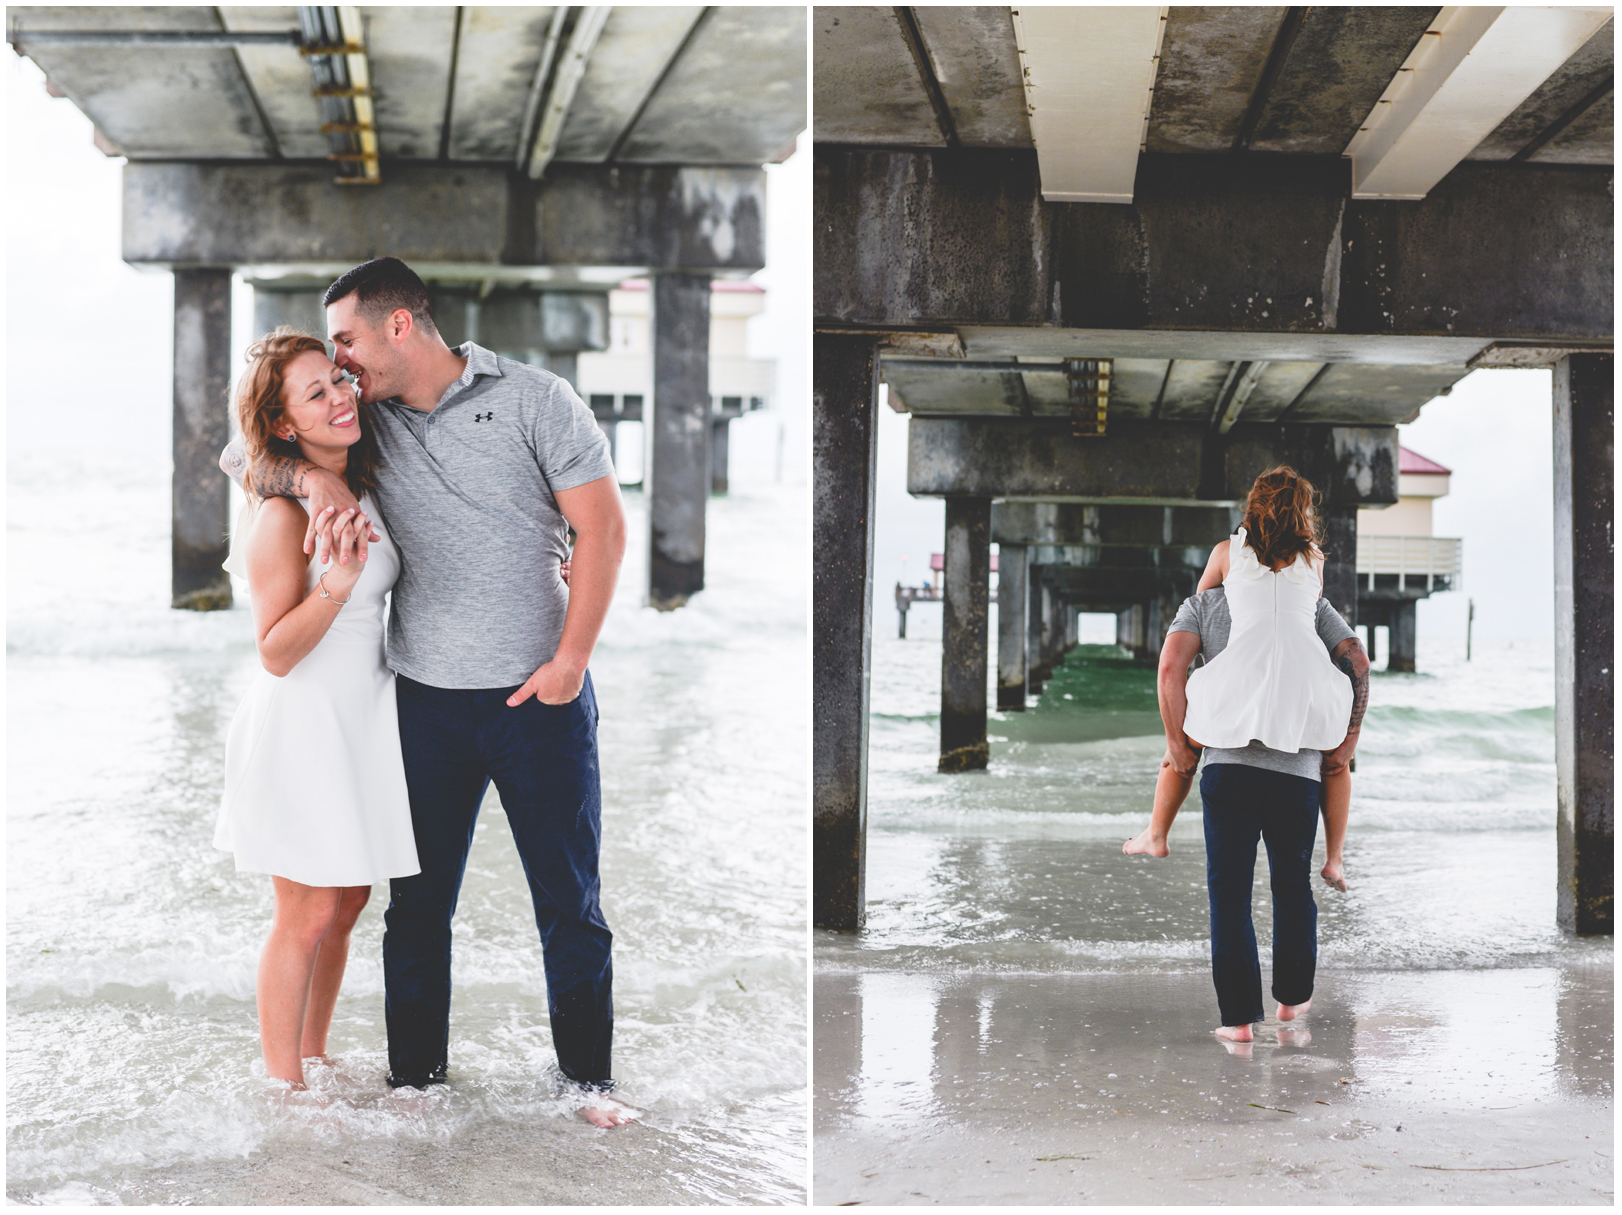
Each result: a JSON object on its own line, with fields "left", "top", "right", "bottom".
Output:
{"left": 1554, "top": 353, "right": 1613, "bottom": 935}
{"left": 123, "top": 162, "right": 766, "bottom": 274}
{"left": 908, "top": 419, "right": 1399, "bottom": 507}
{"left": 172, "top": 269, "right": 233, "bottom": 610}
{"left": 993, "top": 502, "right": 1240, "bottom": 548}
{"left": 815, "top": 149, "right": 1613, "bottom": 344}
{"left": 647, "top": 273, "right": 710, "bottom": 609}
{"left": 939, "top": 497, "right": 991, "bottom": 773}
{"left": 813, "top": 335, "right": 882, "bottom": 931}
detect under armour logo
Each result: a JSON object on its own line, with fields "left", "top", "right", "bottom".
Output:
{"left": 474, "top": 412, "right": 494, "bottom": 422}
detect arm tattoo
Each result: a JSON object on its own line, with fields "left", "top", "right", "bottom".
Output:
{"left": 1335, "top": 641, "right": 1370, "bottom": 735}
{"left": 253, "top": 449, "right": 313, "bottom": 500}
{"left": 219, "top": 443, "right": 248, "bottom": 490}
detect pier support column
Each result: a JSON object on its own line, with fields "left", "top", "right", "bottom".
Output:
{"left": 1027, "top": 567, "right": 1046, "bottom": 692}
{"left": 1554, "top": 353, "right": 1613, "bottom": 935}
{"left": 1387, "top": 601, "right": 1417, "bottom": 673}
{"left": 711, "top": 416, "right": 730, "bottom": 495}
{"left": 1042, "top": 586, "right": 1065, "bottom": 676}
{"left": 1321, "top": 504, "right": 1359, "bottom": 628}
{"left": 997, "top": 544, "right": 1028, "bottom": 710}
{"left": 648, "top": 273, "right": 711, "bottom": 610}
{"left": 940, "top": 496, "right": 991, "bottom": 773}
{"left": 813, "top": 335, "right": 882, "bottom": 931}
{"left": 172, "top": 268, "right": 233, "bottom": 611}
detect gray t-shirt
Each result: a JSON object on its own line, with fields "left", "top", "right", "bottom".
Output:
{"left": 1168, "top": 588, "right": 1357, "bottom": 782}
{"left": 367, "top": 342, "right": 615, "bottom": 688}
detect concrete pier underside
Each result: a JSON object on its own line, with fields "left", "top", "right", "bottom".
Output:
{"left": 129, "top": 162, "right": 767, "bottom": 615}
{"left": 812, "top": 143, "right": 1613, "bottom": 931}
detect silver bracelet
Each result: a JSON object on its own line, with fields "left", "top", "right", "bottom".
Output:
{"left": 318, "top": 572, "right": 351, "bottom": 606}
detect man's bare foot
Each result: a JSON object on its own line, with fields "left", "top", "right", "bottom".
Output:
{"left": 1123, "top": 828, "right": 1170, "bottom": 858}
{"left": 578, "top": 1094, "right": 641, "bottom": 1129}
{"left": 1320, "top": 860, "right": 1348, "bottom": 892}
{"left": 1214, "top": 1023, "right": 1253, "bottom": 1043}
{"left": 1277, "top": 998, "right": 1312, "bottom": 1021}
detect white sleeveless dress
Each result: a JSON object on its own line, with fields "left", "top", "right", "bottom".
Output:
{"left": 1181, "top": 528, "right": 1354, "bottom": 753}
{"left": 213, "top": 495, "right": 420, "bottom": 887}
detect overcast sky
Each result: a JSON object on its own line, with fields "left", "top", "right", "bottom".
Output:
{"left": 8, "top": 47, "right": 1554, "bottom": 640}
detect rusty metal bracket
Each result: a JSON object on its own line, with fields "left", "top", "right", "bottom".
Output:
{"left": 1066, "top": 358, "right": 1111, "bottom": 437}
{"left": 300, "top": 41, "right": 366, "bottom": 56}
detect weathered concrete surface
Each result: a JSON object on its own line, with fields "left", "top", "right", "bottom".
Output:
{"left": 939, "top": 497, "right": 991, "bottom": 773}
{"left": 1245, "top": 6, "right": 1441, "bottom": 155}
{"left": 813, "top": 335, "right": 881, "bottom": 931}
{"left": 994, "top": 502, "right": 1241, "bottom": 549}
{"left": 910, "top": 6, "right": 1030, "bottom": 148}
{"left": 815, "top": 149, "right": 1613, "bottom": 344}
{"left": 908, "top": 419, "right": 1398, "bottom": 508}
{"left": 813, "top": 7, "right": 944, "bottom": 147}
{"left": 1554, "top": 354, "right": 1614, "bottom": 936}
{"left": 996, "top": 543, "right": 1027, "bottom": 711}
{"left": 1470, "top": 18, "right": 1613, "bottom": 164}
{"left": 647, "top": 273, "right": 710, "bottom": 609}
{"left": 1146, "top": 6, "right": 1283, "bottom": 154}
{"left": 1320, "top": 504, "right": 1359, "bottom": 629}
{"left": 172, "top": 269, "right": 232, "bottom": 611}
{"left": 123, "top": 163, "right": 767, "bottom": 274}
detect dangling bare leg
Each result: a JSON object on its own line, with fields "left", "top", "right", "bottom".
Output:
{"left": 1124, "top": 756, "right": 1193, "bottom": 857}
{"left": 1319, "top": 768, "right": 1350, "bottom": 892}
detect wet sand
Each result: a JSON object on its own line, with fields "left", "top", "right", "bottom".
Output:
{"left": 814, "top": 964, "right": 1612, "bottom": 1205}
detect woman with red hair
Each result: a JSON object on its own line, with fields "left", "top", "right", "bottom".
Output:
{"left": 1124, "top": 466, "right": 1360, "bottom": 1040}
{"left": 213, "top": 328, "right": 420, "bottom": 1090}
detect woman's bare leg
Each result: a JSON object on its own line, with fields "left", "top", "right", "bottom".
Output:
{"left": 1320, "top": 768, "right": 1350, "bottom": 892}
{"left": 258, "top": 877, "right": 342, "bottom": 1086}
{"left": 1124, "top": 758, "right": 1194, "bottom": 857}
{"left": 300, "top": 885, "right": 371, "bottom": 1061}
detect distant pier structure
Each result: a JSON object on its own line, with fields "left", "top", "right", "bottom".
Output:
{"left": 811, "top": 8, "right": 1613, "bottom": 933}
{"left": 1356, "top": 446, "right": 1462, "bottom": 672}
{"left": 577, "top": 279, "right": 776, "bottom": 494}
{"left": 9, "top": 5, "right": 804, "bottom": 612}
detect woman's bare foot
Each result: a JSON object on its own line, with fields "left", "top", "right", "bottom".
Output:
{"left": 1123, "top": 828, "right": 1169, "bottom": 858}
{"left": 1320, "top": 859, "right": 1348, "bottom": 892}
{"left": 1277, "top": 998, "right": 1312, "bottom": 1021}
{"left": 578, "top": 1094, "right": 641, "bottom": 1129}
{"left": 1214, "top": 1023, "right": 1254, "bottom": 1043}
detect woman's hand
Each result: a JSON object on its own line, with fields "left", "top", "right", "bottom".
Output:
{"left": 305, "top": 471, "right": 377, "bottom": 566}
{"left": 316, "top": 509, "right": 369, "bottom": 600}
{"left": 560, "top": 558, "right": 571, "bottom": 586}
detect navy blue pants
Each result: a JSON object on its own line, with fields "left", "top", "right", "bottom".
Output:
{"left": 384, "top": 672, "right": 614, "bottom": 1090}
{"left": 1200, "top": 763, "right": 1319, "bottom": 1027}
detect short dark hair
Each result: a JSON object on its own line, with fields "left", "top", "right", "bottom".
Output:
{"left": 323, "top": 256, "right": 438, "bottom": 335}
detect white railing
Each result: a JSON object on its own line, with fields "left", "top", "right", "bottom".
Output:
{"left": 1356, "top": 535, "right": 1462, "bottom": 592}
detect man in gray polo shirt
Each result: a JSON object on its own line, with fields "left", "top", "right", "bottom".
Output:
{"left": 226, "top": 257, "right": 632, "bottom": 1126}
{"left": 1158, "top": 587, "right": 1369, "bottom": 1044}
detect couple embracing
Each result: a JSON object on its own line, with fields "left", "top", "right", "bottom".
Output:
{"left": 213, "top": 256, "right": 635, "bottom": 1127}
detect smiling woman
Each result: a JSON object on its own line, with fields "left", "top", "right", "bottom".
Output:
{"left": 214, "top": 328, "right": 416, "bottom": 1091}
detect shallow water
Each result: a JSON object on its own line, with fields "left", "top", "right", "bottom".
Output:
{"left": 823, "top": 614, "right": 1607, "bottom": 975}
{"left": 7, "top": 452, "right": 807, "bottom": 1203}
{"left": 813, "top": 610, "right": 1611, "bottom": 1206}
